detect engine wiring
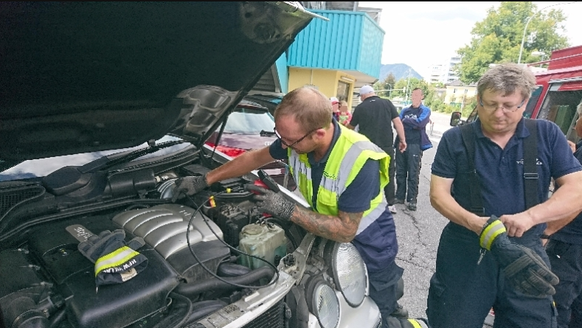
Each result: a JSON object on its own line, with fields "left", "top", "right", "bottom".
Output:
{"left": 184, "top": 193, "right": 281, "bottom": 290}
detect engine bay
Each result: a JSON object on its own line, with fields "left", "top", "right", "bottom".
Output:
{"left": 0, "top": 156, "right": 307, "bottom": 328}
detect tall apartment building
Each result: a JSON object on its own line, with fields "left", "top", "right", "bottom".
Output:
{"left": 427, "top": 54, "right": 461, "bottom": 85}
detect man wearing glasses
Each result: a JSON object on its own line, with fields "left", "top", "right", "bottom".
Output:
{"left": 428, "top": 63, "right": 582, "bottom": 327}
{"left": 174, "top": 86, "right": 421, "bottom": 328}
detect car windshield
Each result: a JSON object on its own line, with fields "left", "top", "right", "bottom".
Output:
{"left": 223, "top": 108, "right": 275, "bottom": 134}
{"left": 0, "top": 135, "right": 187, "bottom": 181}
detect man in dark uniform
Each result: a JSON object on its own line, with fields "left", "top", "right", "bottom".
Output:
{"left": 544, "top": 100, "right": 582, "bottom": 328}
{"left": 429, "top": 63, "right": 582, "bottom": 328}
{"left": 394, "top": 88, "right": 432, "bottom": 211}
{"left": 348, "top": 85, "right": 406, "bottom": 214}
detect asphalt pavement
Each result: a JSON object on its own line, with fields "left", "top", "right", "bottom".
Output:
{"left": 394, "top": 111, "right": 452, "bottom": 319}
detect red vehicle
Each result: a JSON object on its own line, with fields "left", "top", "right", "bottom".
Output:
{"left": 525, "top": 44, "right": 582, "bottom": 141}
{"left": 452, "top": 44, "right": 582, "bottom": 142}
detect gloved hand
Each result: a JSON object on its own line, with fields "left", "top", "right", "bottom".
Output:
{"left": 479, "top": 215, "right": 559, "bottom": 298}
{"left": 78, "top": 229, "right": 148, "bottom": 287}
{"left": 245, "top": 184, "right": 295, "bottom": 221}
{"left": 172, "top": 174, "right": 208, "bottom": 202}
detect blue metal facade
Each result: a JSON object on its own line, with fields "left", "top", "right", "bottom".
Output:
{"left": 287, "top": 9, "right": 385, "bottom": 79}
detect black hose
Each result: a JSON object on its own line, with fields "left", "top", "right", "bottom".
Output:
{"left": 217, "top": 262, "right": 251, "bottom": 277}
{"left": 186, "top": 300, "right": 228, "bottom": 323}
{"left": 175, "top": 266, "right": 275, "bottom": 298}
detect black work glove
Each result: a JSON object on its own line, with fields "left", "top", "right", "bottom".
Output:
{"left": 172, "top": 174, "right": 208, "bottom": 202}
{"left": 78, "top": 229, "right": 148, "bottom": 287}
{"left": 245, "top": 184, "right": 295, "bottom": 221}
{"left": 479, "top": 215, "right": 559, "bottom": 298}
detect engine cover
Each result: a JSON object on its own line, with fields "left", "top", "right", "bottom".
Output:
{"left": 112, "top": 204, "right": 230, "bottom": 282}
{"left": 6, "top": 203, "right": 229, "bottom": 328}
{"left": 24, "top": 215, "right": 180, "bottom": 328}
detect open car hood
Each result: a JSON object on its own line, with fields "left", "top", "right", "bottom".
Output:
{"left": 0, "top": 2, "right": 315, "bottom": 168}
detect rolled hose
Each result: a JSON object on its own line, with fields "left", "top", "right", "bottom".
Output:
{"left": 175, "top": 266, "right": 275, "bottom": 298}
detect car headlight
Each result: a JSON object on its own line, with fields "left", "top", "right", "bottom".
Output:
{"left": 306, "top": 276, "right": 340, "bottom": 328}
{"left": 327, "top": 242, "right": 367, "bottom": 307}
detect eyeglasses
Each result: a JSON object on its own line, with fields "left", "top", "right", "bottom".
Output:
{"left": 479, "top": 98, "right": 526, "bottom": 113}
{"left": 274, "top": 127, "right": 318, "bottom": 148}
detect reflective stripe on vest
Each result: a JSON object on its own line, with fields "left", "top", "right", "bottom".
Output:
{"left": 288, "top": 125, "right": 390, "bottom": 235}
{"left": 95, "top": 246, "right": 140, "bottom": 276}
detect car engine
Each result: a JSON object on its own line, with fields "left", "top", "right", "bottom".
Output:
{"left": 0, "top": 158, "right": 305, "bottom": 328}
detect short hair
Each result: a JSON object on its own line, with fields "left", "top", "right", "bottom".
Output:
{"left": 412, "top": 87, "right": 423, "bottom": 95}
{"left": 477, "top": 63, "right": 536, "bottom": 100}
{"left": 274, "top": 86, "right": 332, "bottom": 132}
{"left": 340, "top": 100, "right": 348, "bottom": 107}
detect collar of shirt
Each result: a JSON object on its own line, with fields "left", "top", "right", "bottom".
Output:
{"left": 307, "top": 118, "right": 341, "bottom": 166}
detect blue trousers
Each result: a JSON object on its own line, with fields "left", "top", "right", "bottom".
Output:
{"left": 546, "top": 240, "right": 582, "bottom": 328}
{"left": 427, "top": 222, "right": 557, "bottom": 328}
{"left": 368, "top": 261, "right": 404, "bottom": 328}
{"left": 395, "top": 144, "right": 421, "bottom": 203}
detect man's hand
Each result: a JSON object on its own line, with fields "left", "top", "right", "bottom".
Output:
{"left": 480, "top": 216, "right": 558, "bottom": 298}
{"left": 398, "top": 140, "right": 407, "bottom": 153}
{"left": 172, "top": 174, "right": 208, "bottom": 202}
{"left": 245, "top": 184, "right": 295, "bottom": 221}
{"left": 567, "top": 140, "right": 576, "bottom": 153}
{"left": 499, "top": 212, "right": 537, "bottom": 237}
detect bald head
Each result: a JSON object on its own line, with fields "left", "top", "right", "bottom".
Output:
{"left": 275, "top": 86, "right": 333, "bottom": 132}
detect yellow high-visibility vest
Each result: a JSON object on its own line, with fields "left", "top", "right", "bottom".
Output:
{"left": 288, "top": 125, "right": 389, "bottom": 235}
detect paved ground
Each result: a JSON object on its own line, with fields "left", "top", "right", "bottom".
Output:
{"left": 393, "top": 111, "right": 451, "bottom": 319}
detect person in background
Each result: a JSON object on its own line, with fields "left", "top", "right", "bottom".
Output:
{"left": 544, "top": 100, "right": 582, "bottom": 328}
{"left": 347, "top": 85, "right": 406, "bottom": 215}
{"left": 428, "top": 63, "right": 582, "bottom": 328}
{"left": 173, "top": 86, "right": 426, "bottom": 328}
{"left": 330, "top": 96, "right": 340, "bottom": 121}
{"left": 338, "top": 100, "right": 352, "bottom": 126}
{"left": 394, "top": 88, "right": 432, "bottom": 211}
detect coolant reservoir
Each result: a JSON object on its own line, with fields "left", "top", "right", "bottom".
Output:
{"left": 238, "top": 223, "right": 287, "bottom": 269}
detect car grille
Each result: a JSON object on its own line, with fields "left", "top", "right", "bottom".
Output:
{"left": 242, "top": 300, "right": 286, "bottom": 328}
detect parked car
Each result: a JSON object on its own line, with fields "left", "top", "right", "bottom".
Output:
{"left": 0, "top": 2, "right": 382, "bottom": 328}
{"left": 206, "top": 97, "right": 297, "bottom": 190}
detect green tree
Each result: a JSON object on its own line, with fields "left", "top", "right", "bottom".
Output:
{"left": 376, "top": 73, "right": 397, "bottom": 98}
{"left": 457, "top": 2, "right": 569, "bottom": 83}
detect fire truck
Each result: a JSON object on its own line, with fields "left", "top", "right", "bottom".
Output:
{"left": 452, "top": 44, "right": 582, "bottom": 141}
{"left": 525, "top": 44, "right": 582, "bottom": 140}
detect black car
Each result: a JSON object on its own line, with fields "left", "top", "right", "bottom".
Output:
{"left": 0, "top": 3, "right": 382, "bottom": 328}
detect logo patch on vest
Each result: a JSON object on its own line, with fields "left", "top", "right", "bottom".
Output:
{"left": 323, "top": 171, "right": 337, "bottom": 180}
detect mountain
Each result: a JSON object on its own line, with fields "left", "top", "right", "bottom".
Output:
{"left": 379, "top": 63, "right": 423, "bottom": 81}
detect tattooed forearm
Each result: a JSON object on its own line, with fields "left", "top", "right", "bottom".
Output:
{"left": 290, "top": 204, "right": 363, "bottom": 242}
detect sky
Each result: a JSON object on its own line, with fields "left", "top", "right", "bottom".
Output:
{"left": 358, "top": 1, "right": 582, "bottom": 79}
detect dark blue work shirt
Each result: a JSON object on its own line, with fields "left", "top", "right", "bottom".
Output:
{"left": 553, "top": 139, "right": 582, "bottom": 244}
{"left": 432, "top": 118, "right": 582, "bottom": 238}
{"left": 269, "top": 119, "right": 398, "bottom": 272}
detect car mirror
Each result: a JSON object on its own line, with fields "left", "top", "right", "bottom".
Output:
{"left": 450, "top": 112, "right": 462, "bottom": 126}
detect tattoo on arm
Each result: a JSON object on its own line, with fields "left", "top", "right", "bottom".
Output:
{"left": 291, "top": 205, "right": 363, "bottom": 243}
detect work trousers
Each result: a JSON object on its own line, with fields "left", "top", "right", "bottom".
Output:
{"left": 368, "top": 260, "right": 404, "bottom": 328}
{"left": 382, "top": 146, "right": 396, "bottom": 205}
{"left": 427, "top": 222, "right": 557, "bottom": 328}
{"left": 546, "top": 240, "right": 582, "bottom": 328}
{"left": 395, "top": 144, "right": 421, "bottom": 203}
